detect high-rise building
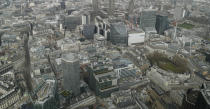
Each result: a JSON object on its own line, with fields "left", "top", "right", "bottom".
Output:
{"left": 83, "top": 24, "right": 95, "bottom": 40}
{"left": 62, "top": 53, "right": 80, "bottom": 96}
{"left": 23, "top": 32, "right": 33, "bottom": 96}
{"left": 139, "top": 9, "right": 157, "bottom": 31}
{"left": 110, "top": 23, "right": 128, "bottom": 45}
{"left": 155, "top": 12, "right": 169, "bottom": 35}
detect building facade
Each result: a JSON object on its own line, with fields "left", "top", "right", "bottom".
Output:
{"left": 62, "top": 53, "right": 80, "bottom": 96}
{"left": 155, "top": 13, "right": 169, "bottom": 35}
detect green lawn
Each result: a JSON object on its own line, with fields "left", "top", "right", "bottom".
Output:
{"left": 178, "top": 23, "right": 195, "bottom": 29}
{"left": 159, "top": 62, "right": 186, "bottom": 73}
{"left": 147, "top": 52, "right": 189, "bottom": 74}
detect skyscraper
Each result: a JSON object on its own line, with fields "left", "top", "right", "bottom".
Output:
{"left": 155, "top": 13, "right": 169, "bottom": 35}
{"left": 139, "top": 9, "right": 157, "bottom": 31}
{"left": 110, "top": 23, "right": 128, "bottom": 45}
{"left": 62, "top": 53, "right": 80, "bottom": 96}
{"left": 23, "top": 32, "right": 33, "bottom": 97}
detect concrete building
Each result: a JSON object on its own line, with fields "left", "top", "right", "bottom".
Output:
{"left": 128, "top": 31, "right": 145, "bottom": 46}
{"left": 147, "top": 67, "right": 191, "bottom": 91}
{"left": 62, "top": 53, "right": 80, "bottom": 96}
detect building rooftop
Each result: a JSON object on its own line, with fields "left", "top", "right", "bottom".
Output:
{"left": 201, "top": 82, "right": 210, "bottom": 105}
{"left": 62, "top": 53, "right": 78, "bottom": 62}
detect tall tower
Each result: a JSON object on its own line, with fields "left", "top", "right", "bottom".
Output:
{"left": 109, "top": 0, "right": 115, "bottom": 16}
{"left": 23, "top": 32, "right": 33, "bottom": 95}
{"left": 62, "top": 53, "right": 80, "bottom": 96}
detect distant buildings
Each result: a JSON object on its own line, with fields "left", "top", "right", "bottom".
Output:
{"left": 110, "top": 23, "right": 128, "bottom": 45}
{"left": 62, "top": 53, "right": 80, "bottom": 96}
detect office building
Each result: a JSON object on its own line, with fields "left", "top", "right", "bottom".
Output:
{"left": 63, "top": 16, "right": 82, "bottom": 31}
{"left": 140, "top": 9, "right": 157, "bottom": 31}
{"left": 62, "top": 53, "right": 80, "bottom": 96}
{"left": 88, "top": 66, "right": 119, "bottom": 98}
{"left": 83, "top": 24, "right": 95, "bottom": 40}
{"left": 110, "top": 23, "right": 128, "bottom": 45}
{"left": 155, "top": 12, "right": 169, "bottom": 35}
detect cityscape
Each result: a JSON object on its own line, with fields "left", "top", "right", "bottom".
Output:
{"left": 0, "top": 0, "right": 210, "bottom": 109}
